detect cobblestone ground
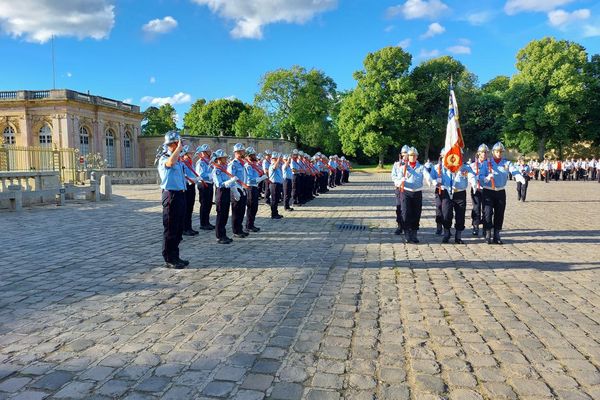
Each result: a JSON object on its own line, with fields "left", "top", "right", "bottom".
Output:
{"left": 1, "top": 173, "right": 600, "bottom": 400}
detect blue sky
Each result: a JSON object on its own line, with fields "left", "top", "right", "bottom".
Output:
{"left": 1, "top": 0, "right": 599, "bottom": 126}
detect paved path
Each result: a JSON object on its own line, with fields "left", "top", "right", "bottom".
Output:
{"left": 1, "top": 173, "right": 600, "bottom": 400}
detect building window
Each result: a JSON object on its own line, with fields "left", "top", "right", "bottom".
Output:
{"left": 39, "top": 124, "right": 52, "bottom": 147}
{"left": 106, "top": 129, "right": 115, "bottom": 168}
{"left": 79, "top": 126, "right": 90, "bottom": 156}
{"left": 124, "top": 131, "right": 133, "bottom": 168}
{"left": 3, "top": 126, "right": 15, "bottom": 145}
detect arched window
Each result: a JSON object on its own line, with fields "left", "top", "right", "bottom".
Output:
{"left": 3, "top": 126, "right": 15, "bottom": 145}
{"left": 79, "top": 126, "right": 90, "bottom": 156}
{"left": 39, "top": 125, "right": 52, "bottom": 147}
{"left": 123, "top": 131, "right": 133, "bottom": 168}
{"left": 106, "top": 129, "right": 115, "bottom": 168}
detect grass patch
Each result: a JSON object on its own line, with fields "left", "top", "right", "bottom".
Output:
{"left": 352, "top": 164, "right": 393, "bottom": 173}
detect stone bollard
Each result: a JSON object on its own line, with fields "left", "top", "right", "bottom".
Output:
{"left": 89, "top": 178, "right": 100, "bottom": 202}
{"left": 100, "top": 174, "right": 112, "bottom": 201}
{"left": 58, "top": 185, "right": 66, "bottom": 206}
{"left": 7, "top": 184, "right": 23, "bottom": 212}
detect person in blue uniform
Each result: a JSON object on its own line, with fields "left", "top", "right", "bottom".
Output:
{"left": 469, "top": 144, "right": 488, "bottom": 236}
{"left": 515, "top": 156, "right": 531, "bottom": 202}
{"left": 282, "top": 154, "right": 294, "bottom": 211}
{"left": 428, "top": 155, "right": 475, "bottom": 244}
{"left": 391, "top": 145, "right": 409, "bottom": 235}
{"left": 212, "top": 149, "right": 237, "bottom": 244}
{"left": 392, "top": 147, "right": 429, "bottom": 244}
{"left": 262, "top": 150, "right": 272, "bottom": 204}
{"left": 430, "top": 150, "right": 445, "bottom": 235}
{"left": 228, "top": 143, "right": 249, "bottom": 238}
{"left": 268, "top": 152, "right": 284, "bottom": 219}
{"left": 195, "top": 144, "right": 215, "bottom": 230}
{"left": 244, "top": 146, "right": 268, "bottom": 232}
{"left": 478, "top": 142, "right": 526, "bottom": 244}
{"left": 157, "top": 131, "right": 194, "bottom": 268}
{"left": 181, "top": 145, "right": 199, "bottom": 236}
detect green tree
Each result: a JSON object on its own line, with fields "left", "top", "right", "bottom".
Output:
{"left": 255, "top": 65, "right": 339, "bottom": 153}
{"left": 234, "top": 106, "right": 273, "bottom": 138}
{"left": 337, "top": 46, "right": 416, "bottom": 167}
{"left": 581, "top": 54, "right": 600, "bottom": 144}
{"left": 504, "top": 37, "right": 588, "bottom": 158}
{"left": 409, "top": 56, "right": 478, "bottom": 159}
{"left": 183, "top": 99, "right": 207, "bottom": 135}
{"left": 141, "top": 104, "right": 177, "bottom": 136}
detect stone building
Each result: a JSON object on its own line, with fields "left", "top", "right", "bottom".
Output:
{"left": 0, "top": 89, "right": 142, "bottom": 168}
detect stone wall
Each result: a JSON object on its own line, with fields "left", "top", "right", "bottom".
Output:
{"left": 138, "top": 135, "right": 297, "bottom": 168}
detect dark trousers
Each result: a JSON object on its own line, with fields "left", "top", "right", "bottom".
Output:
{"left": 335, "top": 170, "right": 342, "bottom": 185}
{"left": 319, "top": 173, "right": 328, "bottom": 192}
{"left": 184, "top": 183, "right": 196, "bottom": 231}
{"left": 471, "top": 189, "right": 483, "bottom": 227}
{"left": 400, "top": 190, "right": 422, "bottom": 230}
{"left": 328, "top": 171, "right": 335, "bottom": 187}
{"left": 231, "top": 189, "right": 247, "bottom": 234}
{"left": 292, "top": 175, "right": 299, "bottom": 204}
{"left": 264, "top": 179, "right": 271, "bottom": 203}
{"left": 215, "top": 187, "right": 230, "bottom": 240}
{"left": 270, "top": 182, "right": 282, "bottom": 217}
{"left": 162, "top": 190, "right": 185, "bottom": 262}
{"left": 198, "top": 183, "right": 214, "bottom": 227}
{"left": 283, "top": 178, "right": 292, "bottom": 209}
{"left": 516, "top": 179, "right": 529, "bottom": 201}
{"left": 434, "top": 189, "right": 443, "bottom": 225}
{"left": 394, "top": 188, "right": 403, "bottom": 229}
{"left": 245, "top": 186, "right": 259, "bottom": 229}
{"left": 483, "top": 189, "right": 506, "bottom": 231}
{"left": 441, "top": 190, "right": 466, "bottom": 231}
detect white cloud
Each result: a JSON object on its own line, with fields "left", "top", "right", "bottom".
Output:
{"left": 504, "top": 0, "right": 574, "bottom": 15}
{"left": 66, "top": 72, "right": 72, "bottom": 78}
{"left": 447, "top": 45, "right": 471, "bottom": 54}
{"left": 387, "top": 0, "right": 449, "bottom": 20}
{"left": 465, "top": 11, "right": 492, "bottom": 25}
{"left": 398, "top": 38, "right": 411, "bottom": 49}
{"left": 583, "top": 24, "right": 600, "bottom": 37}
{"left": 384, "top": 25, "right": 395, "bottom": 33}
{"left": 142, "top": 16, "right": 178, "bottom": 34}
{"left": 419, "top": 49, "right": 440, "bottom": 58}
{"left": 141, "top": 92, "right": 192, "bottom": 107}
{"left": 123, "top": 98, "right": 133, "bottom": 104}
{"left": 150, "top": 76, "right": 156, "bottom": 84}
{"left": 548, "top": 9, "right": 590, "bottom": 28}
{"left": 420, "top": 22, "right": 445, "bottom": 39}
{"left": 0, "top": 0, "right": 115, "bottom": 43}
{"left": 458, "top": 38, "right": 471, "bottom": 45}
{"left": 191, "top": 0, "right": 337, "bottom": 39}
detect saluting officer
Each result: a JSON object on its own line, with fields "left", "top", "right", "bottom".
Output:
{"left": 195, "top": 144, "right": 215, "bottom": 230}
{"left": 181, "top": 145, "right": 199, "bottom": 236}
{"left": 469, "top": 144, "right": 488, "bottom": 236}
{"left": 282, "top": 154, "right": 294, "bottom": 211}
{"left": 262, "top": 150, "right": 273, "bottom": 204}
{"left": 212, "top": 149, "right": 237, "bottom": 244}
{"left": 268, "top": 152, "right": 284, "bottom": 219}
{"left": 157, "top": 131, "right": 194, "bottom": 269}
{"left": 393, "top": 147, "right": 428, "bottom": 244}
{"left": 429, "top": 154, "right": 475, "bottom": 244}
{"left": 478, "top": 142, "right": 526, "bottom": 244}
{"left": 228, "top": 143, "right": 249, "bottom": 238}
{"left": 391, "top": 145, "right": 409, "bottom": 235}
{"left": 244, "top": 146, "right": 268, "bottom": 232}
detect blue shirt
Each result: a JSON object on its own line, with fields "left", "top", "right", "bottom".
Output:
{"left": 269, "top": 160, "right": 284, "bottom": 184}
{"left": 262, "top": 159, "right": 271, "bottom": 176}
{"left": 329, "top": 160, "right": 337, "bottom": 169}
{"left": 391, "top": 161, "right": 428, "bottom": 191}
{"left": 212, "top": 165, "right": 230, "bottom": 189}
{"left": 291, "top": 159, "right": 301, "bottom": 175}
{"left": 158, "top": 153, "right": 187, "bottom": 191}
{"left": 429, "top": 163, "right": 475, "bottom": 192}
{"left": 282, "top": 163, "right": 293, "bottom": 180}
{"left": 195, "top": 157, "right": 213, "bottom": 183}
{"left": 478, "top": 158, "right": 520, "bottom": 189}
{"left": 228, "top": 158, "right": 247, "bottom": 183}
{"left": 245, "top": 162, "right": 261, "bottom": 186}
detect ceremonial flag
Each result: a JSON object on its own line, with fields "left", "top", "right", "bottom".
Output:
{"left": 442, "top": 86, "right": 464, "bottom": 173}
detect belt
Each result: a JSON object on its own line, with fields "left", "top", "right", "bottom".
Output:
{"left": 165, "top": 189, "right": 185, "bottom": 193}
{"left": 483, "top": 186, "right": 506, "bottom": 192}
{"left": 402, "top": 187, "right": 422, "bottom": 192}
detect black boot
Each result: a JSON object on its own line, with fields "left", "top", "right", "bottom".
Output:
{"left": 455, "top": 230, "right": 465, "bottom": 244}
{"left": 436, "top": 223, "right": 443, "bottom": 235}
{"left": 493, "top": 229, "right": 503, "bottom": 245}
{"left": 442, "top": 228, "right": 451, "bottom": 243}
{"left": 472, "top": 225, "right": 479, "bottom": 236}
{"left": 484, "top": 229, "right": 493, "bottom": 245}
{"left": 404, "top": 230, "right": 411, "bottom": 244}
{"left": 394, "top": 224, "right": 403, "bottom": 235}
{"left": 409, "top": 229, "right": 420, "bottom": 244}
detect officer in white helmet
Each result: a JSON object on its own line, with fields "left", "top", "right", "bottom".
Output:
{"left": 195, "top": 144, "right": 215, "bottom": 230}
{"left": 212, "top": 149, "right": 235, "bottom": 244}
{"left": 244, "top": 146, "right": 268, "bottom": 232}
{"left": 469, "top": 144, "right": 489, "bottom": 236}
{"left": 391, "top": 145, "right": 410, "bottom": 235}
{"left": 477, "top": 142, "right": 526, "bottom": 244}
{"left": 228, "top": 143, "right": 249, "bottom": 238}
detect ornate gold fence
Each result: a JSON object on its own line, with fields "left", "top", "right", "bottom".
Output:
{"left": 0, "top": 145, "right": 77, "bottom": 183}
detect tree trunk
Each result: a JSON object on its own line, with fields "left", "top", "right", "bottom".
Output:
{"left": 378, "top": 152, "right": 384, "bottom": 169}
{"left": 537, "top": 137, "right": 546, "bottom": 160}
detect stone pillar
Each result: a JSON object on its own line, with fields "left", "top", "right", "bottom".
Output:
{"left": 7, "top": 184, "right": 22, "bottom": 211}
{"left": 100, "top": 174, "right": 112, "bottom": 200}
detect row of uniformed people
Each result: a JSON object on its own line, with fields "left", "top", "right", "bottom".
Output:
{"left": 391, "top": 142, "right": 526, "bottom": 245}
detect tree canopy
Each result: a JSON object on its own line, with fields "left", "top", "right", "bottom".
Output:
{"left": 141, "top": 104, "right": 177, "bottom": 136}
